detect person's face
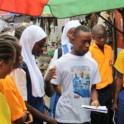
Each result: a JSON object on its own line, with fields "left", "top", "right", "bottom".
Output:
{"left": 92, "top": 30, "right": 107, "bottom": 47}
{"left": 72, "top": 31, "right": 91, "bottom": 56}
{"left": 67, "top": 28, "right": 75, "bottom": 44}
{"left": 0, "top": 59, "right": 15, "bottom": 78}
{"left": 13, "top": 43, "right": 23, "bottom": 69}
{"left": 80, "top": 72, "right": 84, "bottom": 78}
{"left": 32, "top": 37, "right": 46, "bottom": 56}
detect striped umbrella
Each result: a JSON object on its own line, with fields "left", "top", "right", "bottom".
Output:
{"left": 0, "top": 0, "right": 124, "bottom": 18}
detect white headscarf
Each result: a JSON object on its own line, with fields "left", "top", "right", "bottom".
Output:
{"left": 20, "top": 25, "right": 47, "bottom": 97}
{"left": 61, "top": 20, "right": 81, "bottom": 46}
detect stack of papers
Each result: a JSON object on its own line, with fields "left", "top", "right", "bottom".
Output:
{"left": 81, "top": 105, "right": 108, "bottom": 113}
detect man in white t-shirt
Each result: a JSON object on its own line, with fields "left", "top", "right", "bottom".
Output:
{"left": 45, "top": 25, "right": 101, "bottom": 124}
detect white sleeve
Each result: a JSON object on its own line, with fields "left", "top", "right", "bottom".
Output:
{"left": 51, "top": 62, "right": 61, "bottom": 85}
{"left": 10, "top": 69, "right": 27, "bottom": 101}
{"left": 92, "top": 64, "right": 101, "bottom": 85}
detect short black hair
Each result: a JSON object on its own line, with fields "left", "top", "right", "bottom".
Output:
{"left": 92, "top": 24, "right": 106, "bottom": 35}
{"left": 73, "top": 25, "right": 90, "bottom": 37}
{"left": 15, "top": 26, "right": 26, "bottom": 40}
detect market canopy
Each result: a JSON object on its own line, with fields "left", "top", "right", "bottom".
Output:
{"left": 0, "top": 0, "right": 124, "bottom": 18}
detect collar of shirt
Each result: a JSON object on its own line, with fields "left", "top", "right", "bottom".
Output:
{"left": 92, "top": 42, "right": 107, "bottom": 49}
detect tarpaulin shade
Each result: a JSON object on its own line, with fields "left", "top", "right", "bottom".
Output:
{"left": 0, "top": 0, "right": 48, "bottom": 16}
{"left": 48, "top": 0, "right": 124, "bottom": 18}
{"left": 0, "top": 0, "right": 124, "bottom": 18}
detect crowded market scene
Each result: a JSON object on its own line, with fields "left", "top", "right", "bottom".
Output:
{"left": 0, "top": 0, "right": 124, "bottom": 124}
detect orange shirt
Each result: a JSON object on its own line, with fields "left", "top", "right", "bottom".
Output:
{"left": 0, "top": 75, "right": 27, "bottom": 122}
{"left": 90, "top": 43, "right": 113, "bottom": 89}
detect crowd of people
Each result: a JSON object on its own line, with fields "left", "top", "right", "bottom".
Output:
{"left": 0, "top": 20, "right": 123, "bottom": 124}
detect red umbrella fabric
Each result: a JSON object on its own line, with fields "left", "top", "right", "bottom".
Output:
{"left": 0, "top": 0, "right": 48, "bottom": 16}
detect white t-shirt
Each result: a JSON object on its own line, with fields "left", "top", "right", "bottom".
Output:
{"left": 51, "top": 53, "right": 101, "bottom": 123}
{"left": 10, "top": 68, "right": 27, "bottom": 101}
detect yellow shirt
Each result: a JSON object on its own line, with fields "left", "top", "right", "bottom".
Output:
{"left": 0, "top": 75, "right": 27, "bottom": 122}
{"left": 114, "top": 50, "right": 124, "bottom": 85}
{"left": 90, "top": 43, "right": 113, "bottom": 89}
{"left": 0, "top": 92, "right": 11, "bottom": 124}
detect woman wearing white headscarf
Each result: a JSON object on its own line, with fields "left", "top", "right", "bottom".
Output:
{"left": 20, "top": 25, "right": 57, "bottom": 124}
{"left": 53, "top": 20, "right": 81, "bottom": 62}
{"left": 21, "top": 25, "right": 46, "bottom": 97}
{"left": 48, "top": 20, "right": 81, "bottom": 118}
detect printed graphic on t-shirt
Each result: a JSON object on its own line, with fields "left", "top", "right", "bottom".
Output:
{"left": 71, "top": 66, "right": 90, "bottom": 98}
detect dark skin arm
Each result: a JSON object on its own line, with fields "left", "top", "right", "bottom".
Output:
{"left": 14, "top": 111, "right": 32, "bottom": 124}
{"left": 45, "top": 80, "right": 55, "bottom": 97}
{"left": 45, "top": 80, "right": 58, "bottom": 97}
{"left": 56, "top": 84, "right": 61, "bottom": 95}
{"left": 111, "top": 73, "right": 123, "bottom": 111}
{"left": 45, "top": 67, "right": 62, "bottom": 96}
{"left": 91, "top": 84, "right": 99, "bottom": 107}
{"left": 44, "top": 68, "right": 57, "bottom": 97}
{"left": 25, "top": 102, "right": 57, "bottom": 124}
{"left": 14, "top": 112, "right": 27, "bottom": 124}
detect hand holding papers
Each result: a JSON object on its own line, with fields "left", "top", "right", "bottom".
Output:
{"left": 81, "top": 105, "right": 108, "bottom": 113}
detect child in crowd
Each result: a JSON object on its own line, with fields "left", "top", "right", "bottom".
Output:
{"left": 90, "top": 24, "right": 113, "bottom": 124}
{"left": 0, "top": 39, "right": 15, "bottom": 124}
{"left": 48, "top": 20, "right": 81, "bottom": 118}
{"left": 45, "top": 26, "right": 101, "bottom": 124}
{"left": 0, "top": 36, "right": 32, "bottom": 124}
{"left": 0, "top": 34, "right": 27, "bottom": 101}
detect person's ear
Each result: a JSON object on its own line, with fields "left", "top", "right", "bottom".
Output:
{"left": 0, "top": 60, "right": 4, "bottom": 69}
